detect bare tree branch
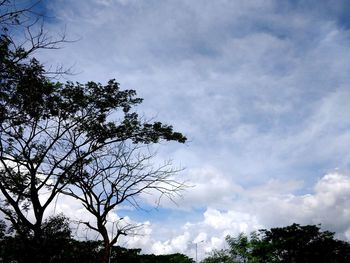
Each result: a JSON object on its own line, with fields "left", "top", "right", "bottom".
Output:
{"left": 63, "top": 142, "right": 187, "bottom": 262}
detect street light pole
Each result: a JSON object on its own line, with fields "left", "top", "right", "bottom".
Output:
{"left": 194, "top": 240, "right": 204, "bottom": 263}
{"left": 195, "top": 242, "right": 198, "bottom": 263}
{"left": 109, "top": 221, "right": 115, "bottom": 263}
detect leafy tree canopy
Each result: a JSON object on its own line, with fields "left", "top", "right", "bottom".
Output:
{"left": 202, "top": 224, "right": 350, "bottom": 263}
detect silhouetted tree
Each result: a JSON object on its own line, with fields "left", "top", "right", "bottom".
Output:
{"left": 0, "top": 1, "right": 186, "bottom": 262}
{"left": 202, "top": 224, "right": 350, "bottom": 263}
{"left": 201, "top": 249, "right": 233, "bottom": 263}
{"left": 0, "top": 214, "right": 72, "bottom": 263}
{"left": 110, "top": 245, "right": 141, "bottom": 263}
{"left": 64, "top": 142, "right": 185, "bottom": 263}
{"left": 253, "top": 224, "right": 350, "bottom": 263}
{"left": 140, "top": 253, "right": 195, "bottom": 263}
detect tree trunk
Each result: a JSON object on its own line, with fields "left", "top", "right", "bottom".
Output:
{"left": 102, "top": 240, "right": 111, "bottom": 263}
{"left": 99, "top": 225, "right": 111, "bottom": 263}
{"left": 32, "top": 227, "right": 46, "bottom": 263}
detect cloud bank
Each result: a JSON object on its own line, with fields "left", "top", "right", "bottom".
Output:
{"left": 48, "top": 171, "right": 350, "bottom": 260}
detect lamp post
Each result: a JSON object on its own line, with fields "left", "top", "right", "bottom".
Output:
{"left": 109, "top": 221, "right": 116, "bottom": 263}
{"left": 194, "top": 240, "right": 204, "bottom": 263}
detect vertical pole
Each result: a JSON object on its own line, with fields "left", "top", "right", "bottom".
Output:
{"left": 109, "top": 222, "right": 115, "bottom": 263}
{"left": 194, "top": 240, "right": 204, "bottom": 262}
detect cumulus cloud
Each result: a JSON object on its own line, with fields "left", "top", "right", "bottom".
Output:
{"left": 9, "top": 167, "right": 346, "bottom": 261}
{"left": 129, "top": 172, "right": 350, "bottom": 260}
{"left": 8, "top": 0, "right": 350, "bottom": 260}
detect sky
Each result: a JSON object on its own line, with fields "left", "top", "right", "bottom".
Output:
{"left": 25, "top": 0, "right": 350, "bottom": 260}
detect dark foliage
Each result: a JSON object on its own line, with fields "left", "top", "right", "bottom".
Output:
{"left": 139, "top": 253, "right": 195, "bottom": 263}
{"left": 0, "top": 228, "right": 194, "bottom": 263}
{"left": 254, "top": 224, "right": 350, "bottom": 263}
{"left": 0, "top": 214, "right": 72, "bottom": 263}
{"left": 202, "top": 224, "right": 350, "bottom": 263}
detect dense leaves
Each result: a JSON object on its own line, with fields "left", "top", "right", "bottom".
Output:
{"left": 202, "top": 224, "right": 350, "bottom": 263}
{"left": 0, "top": 223, "right": 195, "bottom": 263}
{"left": 254, "top": 224, "right": 350, "bottom": 263}
{"left": 0, "top": 214, "right": 72, "bottom": 263}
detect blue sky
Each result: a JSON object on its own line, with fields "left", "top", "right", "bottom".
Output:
{"left": 28, "top": 0, "right": 350, "bottom": 259}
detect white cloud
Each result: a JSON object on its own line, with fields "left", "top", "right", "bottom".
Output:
{"left": 128, "top": 172, "right": 350, "bottom": 260}
{"left": 5, "top": 0, "right": 350, "bottom": 260}
{"left": 142, "top": 166, "right": 243, "bottom": 210}
{"left": 237, "top": 172, "right": 350, "bottom": 239}
{"left": 5, "top": 167, "right": 347, "bottom": 261}
{"left": 203, "top": 208, "right": 260, "bottom": 233}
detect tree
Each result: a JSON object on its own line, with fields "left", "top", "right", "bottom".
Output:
{"left": 0, "top": 214, "right": 72, "bottom": 263}
{"left": 201, "top": 249, "right": 234, "bottom": 263}
{"left": 111, "top": 246, "right": 141, "bottom": 263}
{"left": 253, "top": 224, "right": 350, "bottom": 263}
{"left": 202, "top": 234, "right": 253, "bottom": 263}
{"left": 63, "top": 142, "right": 185, "bottom": 263}
{"left": 140, "top": 253, "right": 195, "bottom": 263}
{"left": 226, "top": 233, "right": 251, "bottom": 263}
{"left": 201, "top": 224, "right": 350, "bottom": 263}
{"left": 0, "top": 1, "right": 187, "bottom": 262}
